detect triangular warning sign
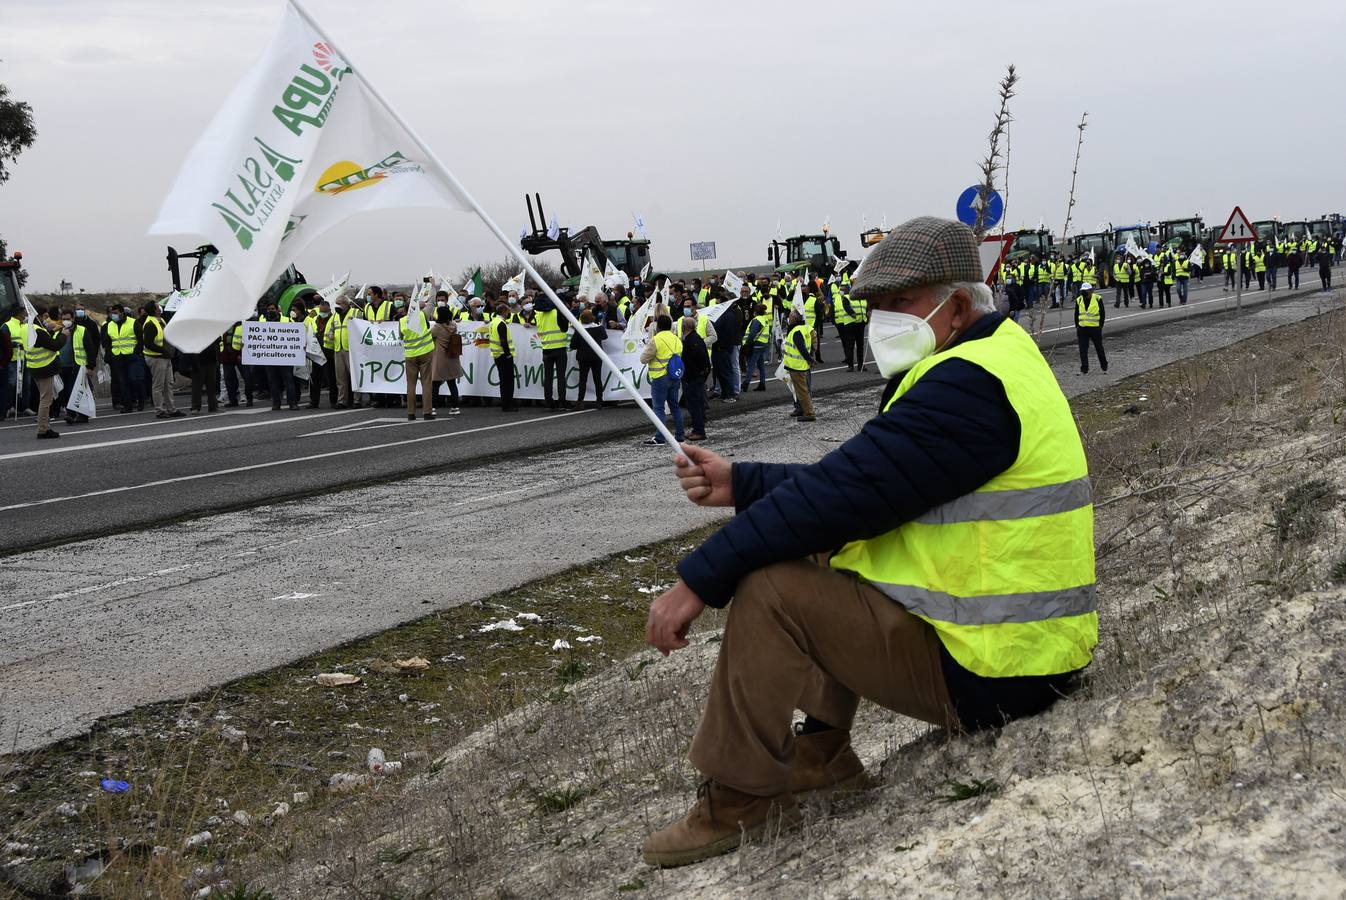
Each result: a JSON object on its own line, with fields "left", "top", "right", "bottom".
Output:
{"left": 979, "top": 234, "right": 1016, "bottom": 285}
{"left": 1217, "top": 206, "right": 1256, "bottom": 243}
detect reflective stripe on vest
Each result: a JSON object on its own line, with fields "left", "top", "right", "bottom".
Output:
{"left": 648, "top": 330, "right": 681, "bottom": 380}
{"left": 751, "top": 314, "right": 771, "bottom": 345}
{"left": 72, "top": 324, "right": 89, "bottom": 366}
{"left": 487, "top": 316, "right": 515, "bottom": 359}
{"left": 142, "top": 317, "right": 166, "bottom": 357}
{"left": 26, "top": 324, "right": 58, "bottom": 369}
{"left": 400, "top": 315, "right": 433, "bottom": 358}
{"left": 534, "top": 309, "right": 568, "bottom": 350}
{"left": 783, "top": 324, "right": 811, "bottom": 370}
{"left": 108, "top": 319, "right": 137, "bottom": 356}
{"left": 1076, "top": 294, "right": 1101, "bottom": 327}
{"left": 829, "top": 318, "right": 1097, "bottom": 677}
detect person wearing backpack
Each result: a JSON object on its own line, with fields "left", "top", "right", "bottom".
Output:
{"left": 678, "top": 313, "right": 712, "bottom": 442}
{"left": 640, "top": 314, "right": 685, "bottom": 446}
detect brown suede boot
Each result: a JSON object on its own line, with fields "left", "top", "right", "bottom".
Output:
{"left": 642, "top": 780, "right": 801, "bottom": 868}
{"left": 788, "top": 729, "right": 872, "bottom": 796}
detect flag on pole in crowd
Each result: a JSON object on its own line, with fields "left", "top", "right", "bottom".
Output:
{"left": 162, "top": 289, "right": 187, "bottom": 313}
{"left": 148, "top": 2, "right": 473, "bottom": 352}
{"left": 152, "top": 0, "right": 683, "bottom": 449}
{"left": 832, "top": 255, "right": 848, "bottom": 274}
{"left": 633, "top": 211, "right": 647, "bottom": 239}
{"left": 463, "top": 268, "right": 483, "bottom": 297}
{"left": 1125, "top": 237, "right": 1152, "bottom": 261}
{"left": 722, "top": 269, "right": 744, "bottom": 297}
{"left": 578, "top": 252, "right": 605, "bottom": 300}
{"left": 1189, "top": 245, "right": 1206, "bottom": 268}
{"left": 351, "top": 282, "right": 368, "bottom": 305}
{"left": 791, "top": 277, "right": 807, "bottom": 316}
{"left": 19, "top": 291, "right": 39, "bottom": 350}
{"left": 517, "top": 225, "right": 527, "bottom": 245}
{"left": 603, "top": 258, "right": 629, "bottom": 291}
{"left": 437, "top": 274, "right": 462, "bottom": 311}
{"left": 639, "top": 261, "right": 651, "bottom": 282}
{"left": 501, "top": 269, "right": 526, "bottom": 297}
{"left": 318, "top": 271, "right": 350, "bottom": 304}
{"left": 546, "top": 214, "right": 560, "bottom": 241}
{"left": 774, "top": 219, "right": 782, "bottom": 239}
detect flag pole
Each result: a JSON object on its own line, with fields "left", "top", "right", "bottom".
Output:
{"left": 287, "top": 0, "right": 682, "bottom": 453}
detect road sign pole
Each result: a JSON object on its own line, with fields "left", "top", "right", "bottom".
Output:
{"left": 1235, "top": 250, "right": 1242, "bottom": 311}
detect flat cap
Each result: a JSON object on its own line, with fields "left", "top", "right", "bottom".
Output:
{"left": 852, "top": 216, "right": 983, "bottom": 298}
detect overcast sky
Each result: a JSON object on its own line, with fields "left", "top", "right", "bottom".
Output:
{"left": 2, "top": 0, "right": 1343, "bottom": 293}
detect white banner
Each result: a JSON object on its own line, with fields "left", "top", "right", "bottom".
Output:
{"left": 242, "top": 320, "right": 307, "bottom": 365}
{"left": 151, "top": 3, "right": 471, "bottom": 352}
{"left": 346, "top": 318, "right": 653, "bottom": 400}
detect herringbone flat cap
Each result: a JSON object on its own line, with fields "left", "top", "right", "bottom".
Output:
{"left": 852, "top": 216, "right": 983, "bottom": 298}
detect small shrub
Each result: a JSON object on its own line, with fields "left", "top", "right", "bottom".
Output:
{"left": 534, "top": 786, "right": 583, "bottom": 815}
{"left": 1272, "top": 479, "right": 1337, "bottom": 542}
{"left": 938, "top": 778, "right": 999, "bottom": 802}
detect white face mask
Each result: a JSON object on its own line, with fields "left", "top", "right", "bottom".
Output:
{"left": 866, "top": 293, "right": 955, "bottom": 379}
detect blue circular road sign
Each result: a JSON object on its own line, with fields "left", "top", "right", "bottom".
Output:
{"left": 956, "top": 186, "right": 1003, "bottom": 229}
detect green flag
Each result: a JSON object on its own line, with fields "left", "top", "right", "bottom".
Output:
{"left": 464, "top": 268, "right": 483, "bottom": 297}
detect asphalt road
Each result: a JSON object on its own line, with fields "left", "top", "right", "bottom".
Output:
{"left": 0, "top": 270, "right": 1333, "bottom": 557}
{"left": 1, "top": 283, "right": 1341, "bottom": 753}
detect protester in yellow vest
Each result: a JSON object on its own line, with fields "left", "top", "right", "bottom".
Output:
{"left": 533, "top": 295, "right": 571, "bottom": 411}
{"left": 399, "top": 302, "right": 435, "bottom": 420}
{"left": 140, "top": 300, "right": 183, "bottom": 419}
{"left": 640, "top": 217, "right": 1095, "bottom": 868}
{"left": 488, "top": 302, "right": 519, "bottom": 413}
{"left": 639, "top": 313, "right": 684, "bottom": 446}
{"left": 1074, "top": 283, "right": 1107, "bottom": 374}
{"left": 781, "top": 307, "right": 816, "bottom": 422}
{"left": 26, "top": 310, "right": 68, "bottom": 438}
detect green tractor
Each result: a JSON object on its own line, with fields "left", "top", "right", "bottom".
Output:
{"left": 520, "top": 193, "right": 652, "bottom": 289}
{"left": 768, "top": 231, "right": 849, "bottom": 276}
{"left": 166, "top": 244, "right": 310, "bottom": 315}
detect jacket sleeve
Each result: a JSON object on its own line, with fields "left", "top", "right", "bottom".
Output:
{"left": 730, "top": 462, "right": 807, "bottom": 510}
{"left": 640, "top": 339, "right": 658, "bottom": 364}
{"left": 677, "top": 358, "right": 1021, "bottom": 607}
{"left": 32, "top": 326, "right": 66, "bottom": 352}
{"left": 744, "top": 320, "right": 762, "bottom": 345}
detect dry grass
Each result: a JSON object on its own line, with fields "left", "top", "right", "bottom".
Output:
{"left": 7, "top": 308, "right": 1346, "bottom": 898}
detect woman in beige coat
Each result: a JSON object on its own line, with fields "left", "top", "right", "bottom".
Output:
{"left": 430, "top": 305, "right": 463, "bottom": 414}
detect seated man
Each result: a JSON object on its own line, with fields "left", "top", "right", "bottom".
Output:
{"left": 642, "top": 216, "right": 1098, "bottom": 867}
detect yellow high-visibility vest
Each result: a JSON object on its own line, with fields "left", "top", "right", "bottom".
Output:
{"left": 1076, "top": 294, "right": 1101, "bottom": 327}
{"left": 831, "top": 318, "right": 1096, "bottom": 677}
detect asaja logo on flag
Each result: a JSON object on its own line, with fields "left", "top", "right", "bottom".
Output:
{"left": 313, "top": 151, "right": 425, "bottom": 195}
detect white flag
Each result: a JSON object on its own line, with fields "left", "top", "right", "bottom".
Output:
{"left": 722, "top": 269, "right": 744, "bottom": 298}
{"left": 437, "top": 274, "right": 463, "bottom": 312}
{"left": 791, "top": 278, "right": 807, "bottom": 316}
{"left": 501, "top": 269, "right": 526, "bottom": 296}
{"left": 639, "top": 261, "right": 651, "bottom": 282}
{"left": 20, "top": 291, "right": 39, "bottom": 350}
{"left": 1125, "top": 237, "right": 1152, "bottom": 261}
{"left": 318, "top": 270, "right": 350, "bottom": 304}
{"left": 1188, "top": 245, "right": 1206, "bottom": 268}
{"left": 150, "top": 3, "right": 471, "bottom": 352}
{"left": 633, "top": 211, "right": 647, "bottom": 238}
{"left": 578, "top": 253, "right": 605, "bottom": 300}
{"left": 547, "top": 214, "right": 560, "bottom": 241}
{"left": 832, "top": 255, "right": 848, "bottom": 274}
{"left": 602, "top": 258, "right": 629, "bottom": 291}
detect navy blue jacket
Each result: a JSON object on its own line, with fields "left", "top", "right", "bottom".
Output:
{"left": 678, "top": 312, "right": 1019, "bottom": 606}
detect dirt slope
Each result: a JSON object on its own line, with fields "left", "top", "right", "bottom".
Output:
{"left": 246, "top": 312, "right": 1346, "bottom": 898}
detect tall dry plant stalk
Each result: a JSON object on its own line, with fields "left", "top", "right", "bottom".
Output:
{"left": 973, "top": 64, "right": 1019, "bottom": 238}
{"left": 1060, "top": 112, "right": 1089, "bottom": 240}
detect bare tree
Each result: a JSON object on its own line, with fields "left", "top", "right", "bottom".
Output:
{"left": 1060, "top": 112, "right": 1089, "bottom": 241}
{"left": 973, "top": 64, "right": 1019, "bottom": 238}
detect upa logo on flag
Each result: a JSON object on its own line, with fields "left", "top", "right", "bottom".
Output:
{"left": 313, "top": 150, "right": 425, "bottom": 195}
{"left": 312, "top": 42, "right": 349, "bottom": 76}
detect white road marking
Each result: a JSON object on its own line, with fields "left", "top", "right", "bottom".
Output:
{"left": 0, "top": 408, "right": 357, "bottom": 461}
{"left": 0, "top": 410, "right": 593, "bottom": 514}
{"left": 299, "top": 417, "right": 414, "bottom": 437}
{"left": 0, "top": 405, "right": 270, "bottom": 435}
{"left": 0, "top": 564, "right": 196, "bottom": 613}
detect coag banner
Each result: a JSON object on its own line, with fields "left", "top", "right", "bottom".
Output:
{"left": 344, "top": 318, "right": 654, "bottom": 400}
